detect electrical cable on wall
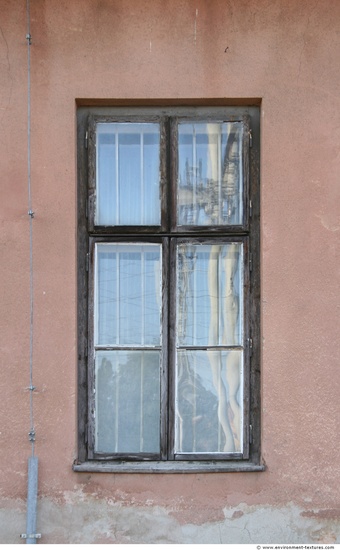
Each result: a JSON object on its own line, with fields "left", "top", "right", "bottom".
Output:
{"left": 20, "top": 0, "right": 41, "bottom": 543}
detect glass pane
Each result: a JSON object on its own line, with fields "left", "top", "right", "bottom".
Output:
{"left": 177, "top": 243, "right": 243, "bottom": 347}
{"left": 95, "top": 350, "right": 160, "bottom": 453}
{"left": 177, "top": 122, "right": 243, "bottom": 225}
{"left": 95, "top": 243, "right": 161, "bottom": 346}
{"left": 175, "top": 350, "right": 243, "bottom": 453}
{"left": 96, "top": 123, "right": 161, "bottom": 225}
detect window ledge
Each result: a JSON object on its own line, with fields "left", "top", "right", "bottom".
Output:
{"left": 73, "top": 460, "right": 265, "bottom": 474}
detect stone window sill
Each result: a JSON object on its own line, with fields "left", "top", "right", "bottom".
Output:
{"left": 73, "top": 460, "right": 265, "bottom": 474}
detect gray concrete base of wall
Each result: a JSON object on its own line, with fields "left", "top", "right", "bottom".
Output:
{"left": 1, "top": 497, "right": 339, "bottom": 544}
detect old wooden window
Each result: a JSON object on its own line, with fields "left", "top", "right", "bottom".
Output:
{"left": 76, "top": 106, "right": 261, "bottom": 473}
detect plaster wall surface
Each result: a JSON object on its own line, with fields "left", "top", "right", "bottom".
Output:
{"left": 0, "top": 0, "right": 339, "bottom": 543}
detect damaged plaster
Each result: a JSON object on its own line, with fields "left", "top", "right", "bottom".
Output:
{"left": 1, "top": 498, "right": 339, "bottom": 544}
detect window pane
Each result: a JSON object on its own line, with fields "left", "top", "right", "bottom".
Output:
{"left": 95, "top": 243, "right": 161, "bottom": 346}
{"left": 95, "top": 350, "right": 160, "bottom": 453}
{"left": 96, "top": 123, "right": 161, "bottom": 225}
{"left": 177, "top": 122, "right": 243, "bottom": 225}
{"left": 175, "top": 350, "right": 243, "bottom": 453}
{"left": 177, "top": 243, "right": 243, "bottom": 346}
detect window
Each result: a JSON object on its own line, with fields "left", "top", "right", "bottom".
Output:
{"left": 76, "top": 106, "right": 261, "bottom": 472}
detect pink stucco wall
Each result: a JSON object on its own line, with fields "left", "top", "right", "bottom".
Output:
{"left": 0, "top": 0, "right": 339, "bottom": 543}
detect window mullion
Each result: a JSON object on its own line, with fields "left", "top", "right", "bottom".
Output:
{"left": 192, "top": 127, "right": 197, "bottom": 224}
{"left": 140, "top": 351, "right": 144, "bottom": 452}
{"left": 217, "top": 125, "right": 222, "bottom": 224}
{"left": 141, "top": 131, "right": 144, "bottom": 224}
{"left": 115, "top": 128, "right": 119, "bottom": 225}
{"left": 116, "top": 251, "right": 120, "bottom": 344}
{"left": 141, "top": 250, "right": 145, "bottom": 346}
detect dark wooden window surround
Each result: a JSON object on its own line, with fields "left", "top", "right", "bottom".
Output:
{"left": 75, "top": 106, "right": 262, "bottom": 473}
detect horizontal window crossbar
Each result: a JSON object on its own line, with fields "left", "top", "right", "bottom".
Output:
{"left": 94, "top": 346, "right": 162, "bottom": 350}
{"left": 176, "top": 345, "right": 244, "bottom": 351}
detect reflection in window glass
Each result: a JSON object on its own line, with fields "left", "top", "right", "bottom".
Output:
{"left": 95, "top": 350, "right": 160, "bottom": 453}
{"left": 175, "top": 241, "right": 244, "bottom": 455}
{"left": 175, "top": 350, "right": 243, "bottom": 453}
{"left": 177, "top": 243, "right": 243, "bottom": 346}
{"left": 177, "top": 122, "right": 243, "bottom": 225}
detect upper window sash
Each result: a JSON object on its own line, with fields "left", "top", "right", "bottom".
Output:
{"left": 88, "top": 114, "right": 250, "bottom": 234}
{"left": 88, "top": 115, "right": 167, "bottom": 233}
{"left": 171, "top": 115, "right": 250, "bottom": 233}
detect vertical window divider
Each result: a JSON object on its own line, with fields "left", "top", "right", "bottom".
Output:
{"left": 193, "top": 246, "right": 197, "bottom": 346}
{"left": 95, "top": 129, "right": 99, "bottom": 227}
{"left": 115, "top": 128, "right": 119, "bottom": 225}
{"left": 141, "top": 131, "right": 144, "bottom": 225}
{"left": 115, "top": 358, "right": 119, "bottom": 453}
{"left": 116, "top": 250, "right": 120, "bottom": 345}
{"left": 193, "top": 126, "right": 197, "bottom": 224}
{"left": 218, "top": 246, "right": 222, "bottom": 346}
{"left": 218, "top": 125, "right": 222, "bottom": 225}
{"left": 93, "top": 244, "right": 98, "bottom": 347}
{"left": 140, "top": 350, "right": 144, "bottom": 452}
{"left": 141, "top": 249, "right": 145, "bottom": 347}
{"left": 217, "top": 350, "right": 222, "bottom": 449}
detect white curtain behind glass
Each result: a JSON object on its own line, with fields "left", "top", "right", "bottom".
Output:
{"left": 94, "top": 243, "right": 162, "bottom": 454}
{"left": 96, "top": 123, "right": 161, "bottom": 226}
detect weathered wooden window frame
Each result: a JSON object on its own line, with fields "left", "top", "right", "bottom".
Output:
{"left": 75, "top": 105, "right": 262, "bottom": 473}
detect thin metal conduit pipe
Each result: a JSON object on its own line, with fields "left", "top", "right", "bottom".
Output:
{"left": 20, "top": 0, "right": 41, "bottom": 543}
